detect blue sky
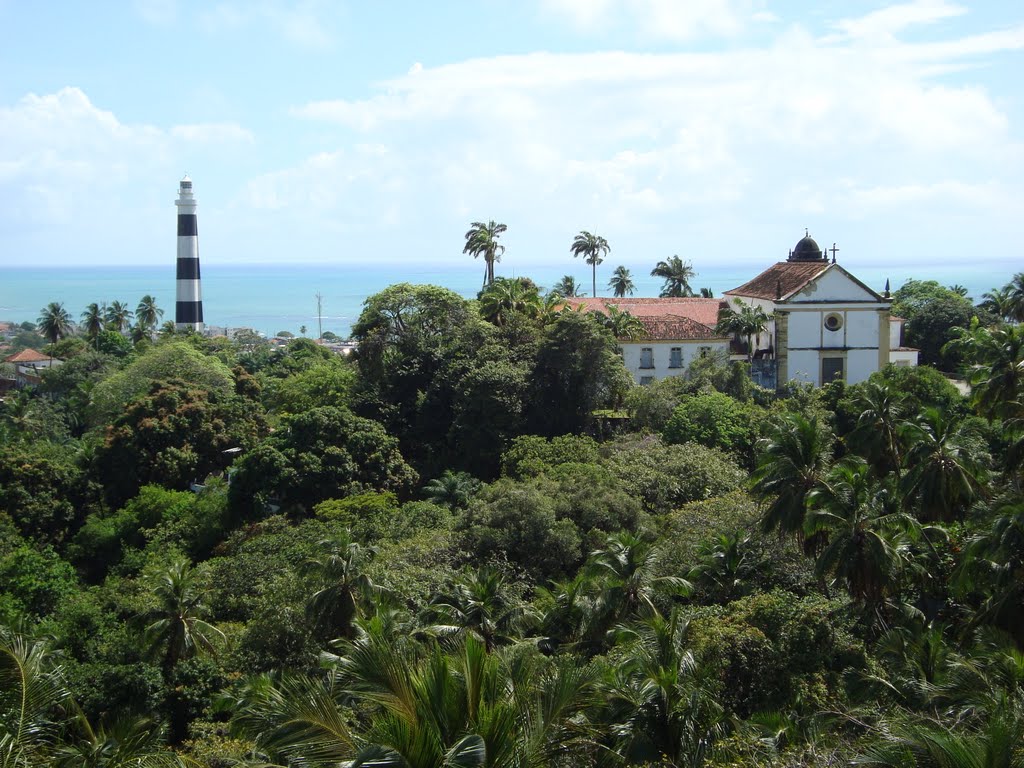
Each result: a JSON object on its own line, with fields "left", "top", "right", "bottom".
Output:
{"left": 1, "top": 0, "right": 1022, "bottom": 277}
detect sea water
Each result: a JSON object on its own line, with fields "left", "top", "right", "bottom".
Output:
{"left": 0, "top": 261, "right": 1014, "bottom": 339}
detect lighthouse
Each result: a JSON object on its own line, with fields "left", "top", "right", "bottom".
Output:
{"left": 175, "top": 175, "right": 204, "bottom": 332}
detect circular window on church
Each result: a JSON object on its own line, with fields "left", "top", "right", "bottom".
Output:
{"left": 824, "top": 313, "right": 843, "bottom": 332}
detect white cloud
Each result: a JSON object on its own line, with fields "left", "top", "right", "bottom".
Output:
{"left": 540, "top": 0, "right": 751, "bottom": 40}
{"left": 831, "top": 0, "right": 966, "bottom": 42}
{"left": 134, "top": 0, "right": 178, "bottom": 26}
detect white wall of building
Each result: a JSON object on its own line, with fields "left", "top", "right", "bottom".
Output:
{"left": 620, "top": 340, "right": 730, "bottom": 384}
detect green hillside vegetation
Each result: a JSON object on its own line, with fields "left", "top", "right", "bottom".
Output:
{"left": 1, "top": 272, "right": 1023, "bottom": 767}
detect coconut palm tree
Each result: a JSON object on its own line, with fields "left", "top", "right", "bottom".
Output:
{"left": 0, "top": 627, "right": 72, "bottom": 768}
{"left": 751, "top": 412, "right": 832, "bottom": 544}
{"left": 687, "top": 531, "right": 759, "bottom": 602}
{"left": 463, "top": 220, "right": 507, "bottom": 287}
{"left": 980, "top": 285, "right": 1017, "bottom": 324}
{"left": 478, "top": 276, "right": 541, "bottom": 326}
{"left": 551, "top": 275, "right": 585, "bottom": 298}
{"left": 608, "top": 265, "right": 636, "bottom": 298}
{"left": 847, "top": 379, "right": 909, "bottom": 478}
{"left": 571, "top": 230, "right": 610, "bottom": 298}
{"left": 716, "top": 299, "right": 770, "bottom": 362}
{"left": 142, "top": 558, "right": 224, "bottom": 676}
{"left": 805, "top": 458, "right": 918, "bottom": 607}
{"left": 304, "top": 533, "right": 381, "bottom": 641}
{"left": 595, "top": 304, "right": 646, "bottom": 340}
{"left": 135, "top": 295, "right": 163, "bottom": 330}
{"left": 36, "top": 302, "right": 73, "bottom": 345}
{"left": 602, "top": 609, "right": 727, "bottom": 768}
{"left": 901, "top": 407, "right": 988, "bottom": 523}
{"left": 80, "top": 303, "right": 104, "bottom": 347}
{"left": 651, "top": 255, "right": 696, "bottom": 298}
{"left": 423, "top": 565, "right": 535, "bottom": 652}
{"left": 104, "top": 301, "right": 133, "bottom": 334}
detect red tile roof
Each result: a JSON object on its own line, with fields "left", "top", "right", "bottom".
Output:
{"left": 4, "top": 348, "right": 51, "bottom": 363}
{"left": 725, "top": 262, "right": 829, "bottom": 301}
{"left": 564, "top": 298, "right": 728, "bottom": 341}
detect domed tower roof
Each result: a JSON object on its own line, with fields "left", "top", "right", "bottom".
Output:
{"left": 788, "top": 232, "right": 825, "bottom": 262}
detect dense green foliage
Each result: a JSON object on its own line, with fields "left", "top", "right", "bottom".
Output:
{"left": 2, "top": 272, "right": 1023, "bottom": 767}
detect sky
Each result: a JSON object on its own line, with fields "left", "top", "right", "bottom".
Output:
{"left": 1, "top": 0, "right": 1022, "bottom": 277}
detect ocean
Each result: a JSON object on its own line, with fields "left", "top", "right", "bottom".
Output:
{"left": 0, "top": 260, "right": 1015, "bottom": 339}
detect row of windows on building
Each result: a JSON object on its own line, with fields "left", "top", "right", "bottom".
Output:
{"left": 638, "top": 346, "right": 713, "bottom": 369}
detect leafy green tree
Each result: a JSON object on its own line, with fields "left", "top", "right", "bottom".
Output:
{"left": 529, "top": 310, "right": 631, "bottom": 435}
{"left": 651, "top": 255, "right": 696, "bottom": 298}
{"left": 229, "top": 406, "right": 417, "bottom": 519}
{"left": 0, "top": 441, "right": 89, "bottom": 545}
{"left": 663, "top": 391, "right": 761, "bottom": 462}
{"left": 551, "top": 275, "right": 585, "bottom": 297}
{"left": 36, "top": 302, "right": 73, "bottom": 345}
{"left": 266, "top": 357, "right": 356, "bottom": 414}
{"left": 88, "top": 341, "right": 236, "bottom": 427}
{"left": 608, "top": 265, "right": 636, "bottom": 298}
{"left": 463, "top": 219, "right": 507, "bottom": 287}
{"left": 893, "top": 279, "right": 978, "bottom": 370}
{"left": 571, "top": 230, "right": 611, "bottom": 298}
{"left": 95, "top": 380, "right": 265, "bottom": 509}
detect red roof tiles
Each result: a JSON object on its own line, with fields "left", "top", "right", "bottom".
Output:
{"left": 564, "top": 298, "right": 727, "bottom": 341}
{"left": 725, "top": 262, "right": 829, "bottom": 301}
{"left": 4, "top": 348, "right": 51, "bottom": 363}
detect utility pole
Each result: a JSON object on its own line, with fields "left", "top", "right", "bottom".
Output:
{"left": 315, "top": 292, "right": 323, "bottom": 340}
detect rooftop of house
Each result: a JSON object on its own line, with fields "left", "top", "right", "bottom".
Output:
{"left": 564, "top": 297, "right": 727, "bottom": 341}
{"left": 725, "top": 261, "right": 831, "bottom": 301}
{"left": 4, "top": 348, "right": 52, "bottom": 364}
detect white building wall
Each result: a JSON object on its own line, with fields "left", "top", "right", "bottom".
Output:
{"left": 847, "top": 349, "right": 878, "bottom": 384}
{"left": 788, "top": 350, "right": 820, "bottom": 386}
{"left": 620, "top": 340, "right": 730, "bottom": 384}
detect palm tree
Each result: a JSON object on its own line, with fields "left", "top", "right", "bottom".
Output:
{"left": 847, "top": 380, "right": 908, "bottom": 478}
{"left": 135, "top": 295, "right": 163, "bottom": 330}
{"left": 595, "top": 304, "right": 646, "bottom": 340}
{"left": 423, "top": 565, "right": 535, "bottom": 652}
{"left": 751, "top": 413, "right": 832, "bottom": 544}
{"left": 478, "top": 276, "right": 541, "bottom": 326}
{"left": 36, "top": 302, "right": 73, "bottom": 345}
{"left": 602, "top": 609, "right": 727, "bottom": 767}
{"left": 687, "top": 531, "right": 759, "bottom": 602}
{"left": 608, "top": 265, "right": 636, "bottom": 298}
{"left": 651, "top": 255, "right": 696, "bottom": 298}
{"left": 901, "top": 407, "right": 988, "bottom": 523}
{"left": 571, "top": 230, "right": 610, "bottom": 298}
{"left": 1009, "top": 271, "right": 1024, "bottom": 323}
{"left": 716, "top": 298, "right": 770, "bottom": 362}
{"left": 551, "top": 275, "right": 585, "bottom": 298}
{"left": 422, "top": 470, "right": 481, "bottom": 509}
{"left": 463, "top": 220, "right": 507, "bottom": 287}
{"left": 805, "top": 458, "right": 918, "bottom": 607}
{"left": 980, "top": 285, "right": 1016, "bottom": 324}
{"left": 304, "top": 533, "right": 381, "bottom": 641}
{"left": 142, "top": 558, "right": 224, "bottom": 675}
{"left": 53, "top": 714, "right": 186, "bottom": 768}
{"left": 582, "top": 532, "right": 691, "bottom": 649}
{"left": 80, "top": 303, "right": 104, "bottom": 347}
{"left": 0, "top": 627, "right": 72, "bottom": 767}
{"left": 104, "top": 301, "right": 133, "bottom": 334}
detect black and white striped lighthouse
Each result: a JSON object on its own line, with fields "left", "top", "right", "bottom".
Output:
{"left": 175, "top": 175, "right": 204, "bottom": 332}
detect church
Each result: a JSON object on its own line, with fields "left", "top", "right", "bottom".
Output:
{"left": 576, "top": 234, "right": 918, "bottom": 389}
